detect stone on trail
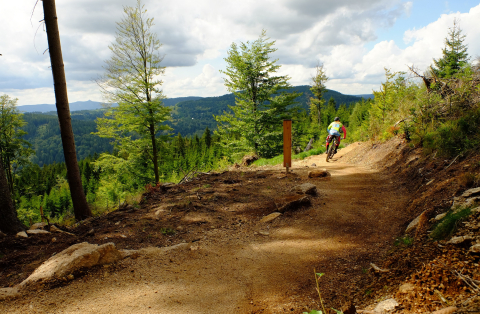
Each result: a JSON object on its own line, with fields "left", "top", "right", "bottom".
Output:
{"left": 308, "top": 169, "right": 330, "bottom": 178}
{"left": 292, "top": 183, "right": 317, "bottom": 195}
{"left": 447, "top": 235, "right": 474, "bottom": 245}
{"left": 431, "top": 307, "right": 458, "bottom": 314}
{"left": 398, "top": 283, "right": 414, "bottom": 294}
{"left": 26, "top": 229, "right": 50, "bottom": 235}
{"left": 260, "top": 212, "right": 282, "bottom": 223}
{"left": 16, "top": 231, "right": 28, "bottom": 238}
{"left": 373, "top": 298, "right": 398, "bottom": 313}
{"left": 276, "top": 195, "right": 311, "bottom": 213}
{"left": 434, "top": 213, "right": 447, "bottom": 221}
{"left": 405, "top": 211, "right": 426, "bottom": 234}
{"left": 470, "top": 244, "right": 480, "bottom": 253}
{"left": 0, "top": 287, "right": 19, "bottom": 300}
{"left": 462, "top": 187, "right": 480, "bottom": 198}
{"left": 18, "top": 242, "right": 125, "bottom": 290}
{"left": 29, "top": 222, "right": 47, "bottom": 230}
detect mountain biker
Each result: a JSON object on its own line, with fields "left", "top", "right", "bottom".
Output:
{"left": 326, "top": 117, "right": 347, "bottom": 155}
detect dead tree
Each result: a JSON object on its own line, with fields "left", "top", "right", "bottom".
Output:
{"left": 42, "top": 0, "right": 92, "bottom": 221}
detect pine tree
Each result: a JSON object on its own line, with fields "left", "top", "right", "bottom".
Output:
{"left": 432, "top": 19, "right": 469, "bottom": 78}
{"left": 215, "top": 30, "right": 300, "bottom": 158}
{"left": 310, "top": 63, "right": 328, "bottom": 126}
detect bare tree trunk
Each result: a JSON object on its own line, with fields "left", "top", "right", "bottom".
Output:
{"left": 0, "top": 150, "right": 24, "bottom": 234}
{"left": 43, "top": 0, "right": 92, "bottom": 221}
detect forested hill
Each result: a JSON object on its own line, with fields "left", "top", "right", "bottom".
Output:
{"left": 20, "top": 87, "right": 366, "bottom": 165}
{"left": 22, "top": 112, "right": 112, "bottom": 166}
{"left": 167, "top": 86, "right": 365, "bottom": 136}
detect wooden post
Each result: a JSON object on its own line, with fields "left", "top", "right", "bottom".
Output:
{"left": 283, "top": 119, "right": 292, "bottom": 173}
{"left": 40, "top": 206, "right": 44, "bottom": 222}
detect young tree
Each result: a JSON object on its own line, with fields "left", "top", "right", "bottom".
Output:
{"left": 0, "top": 95, "right": 33, "bottom": 198}
{"left": 432, "top": 19, "right": 469, "bottom": 78}
{"left": 310, "top": 63, "right": 328, "bottom": 126}
{"left": 96, "top": 0, "right": 170, "bottom": 184}
{"left": 0, "top": 151, "right": 25, "bottom": 234}
{"left": 215, "top": 30, "right": 300, "bottom": 158}
{"left": 42, "top": 0, "right": 92, "bottom": 221}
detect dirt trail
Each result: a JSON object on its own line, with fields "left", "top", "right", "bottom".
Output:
{"left": 1, "top": 146, "right": 412, "bottom": 314}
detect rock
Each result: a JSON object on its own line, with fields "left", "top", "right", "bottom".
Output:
{"left": 162, "top": 182, "right": 176, "bottom": 189}
{"left": 51, "top": 237, "right": 57, "bottom": 242}
{"left": 260, "top": 212, "right": 282, "bottom": 223}
{"left": 373, "top": 298, "right": 398, "bottom": 313}
{"left": 405, "top": 211, "right": 425, "bottom": 234}
{"left": 276, "top": 195, "right": 311, "bottom": 213}
{"left": 448, "top": 235, "right": 474, "bottom": 244}
{"left": 341, "top": 301, "right": 356, "bottom": 314}
{"left": 29, "top": 222, "right": 47, "bottom": 230}
{"left": 241, "top": 154, "right": 259, "bottom": 166}
{"left": 308, "top": 170, "right": 331, "bottom": 178}
{"left": 67, "top": 274, "right": 74, "bottom": 280}
{"left": 18, "top": 242, "right": 125, "bottom": 290}
{"left": 431, "top": 307, "right": 458, "bottom": 314}
{"left": 0, "top": 287, "right": 20, "bottom": 300}
{"left": 16, "top": 231, "right": 28, "bottom": 238}
{"left": 434, "top": 213, "right": 447, "bottom": 221}
{"left": 398, "top": 283, "right": 415, "bottom": 293}
{"left": 26, "top": 229, "right": 50, "bottom": 235}
{"left": 259, "top": 231, "right": 270, "bottom": 236}
{"left": 469, "top": 244, "right": 480, "bottom": 253}
{"left": 292, "top": 183, "right": 317, "bottom": 195}
{"left": 462, "top": 187, "right": 480, "bottom": 198}
{"left": 311, "top": 163, "right": 316, "bottom": 167}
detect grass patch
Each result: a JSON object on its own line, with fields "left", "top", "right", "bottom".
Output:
{"left": 430, "top": 207, "right": 472, "bottom": 240}
{"left": 394, "top": 235, "right": 414, "bottom": 247}
{"left": 253, "top": 147, "right": 328, "bottom": 167}
{"left": 160, "top": 227, "right": 176, "bottom": 235}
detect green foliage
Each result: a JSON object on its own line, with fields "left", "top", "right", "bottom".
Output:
{"left": 96, "top": 0, "right": 171, "bottom": 183}
{"left": 215, "top": 30, "right": 301, "bottom": 158}
{"left": 394, "top": 235, "right": 414, "bottom": 247}
{"left": 310, "top": 64, "right": 328, "bottom": 128}
{"left": 0, "top": 95, "right": 34, "bottom": 198}
{"left": 422, "top": 107, "right": 480, "bottom": 156}
{"left": 430, "top": 207, "right": 472, "bottom": 240}
{"left": 432, "top": 19, "right": 469, "bottom": 78}
{"left": 22, "top": 112, "right": 112, "bottom": 165}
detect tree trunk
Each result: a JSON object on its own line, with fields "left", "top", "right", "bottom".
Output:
{"left": 43, "top": 0, "right": 92, "bottom": 221}
{"left": 304, "top": 138, "right": 314, "bottom": 152}
{"left": 0, "top": 151, "right": 24, "bottom": 234}
{"left": 149, "top": 123, "right": 159, "bottom": 183}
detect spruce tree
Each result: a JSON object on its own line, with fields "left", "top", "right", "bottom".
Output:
{"left": 216, "top": 30, "right": 300, "bottom": 158}
{"left": 432, "top": 19, "right": 469, "bottom": 78}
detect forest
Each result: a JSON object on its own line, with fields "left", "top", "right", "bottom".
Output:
{"left": 0, "top": 4, "right": 478, "bottom": 234}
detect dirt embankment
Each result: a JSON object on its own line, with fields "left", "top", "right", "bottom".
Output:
{"left": 0, "top": 138, "right": 479, "bottom": 313}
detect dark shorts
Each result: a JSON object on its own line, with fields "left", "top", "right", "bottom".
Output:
{"left": 326, "top": 135, "right": 341, "bottom": 145}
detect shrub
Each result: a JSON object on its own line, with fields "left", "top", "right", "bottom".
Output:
{"left": 430, "top": 207, "right": 472, "bottom": 240}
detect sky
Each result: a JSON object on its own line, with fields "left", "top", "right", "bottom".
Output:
{"left": 1, "top": 0, "right": 480, "bottom": 106}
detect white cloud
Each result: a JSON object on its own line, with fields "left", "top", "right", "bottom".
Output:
{"left": 1, "top": 0, "right": 479, "bottom": 104}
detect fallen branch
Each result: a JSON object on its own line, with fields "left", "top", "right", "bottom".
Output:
{"left": 445, "top": 154, "right": 461, "bottom": 170}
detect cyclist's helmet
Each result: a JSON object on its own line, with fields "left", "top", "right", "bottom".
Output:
{"left": 334, "top": 117, "right": 340, "bottom": 121}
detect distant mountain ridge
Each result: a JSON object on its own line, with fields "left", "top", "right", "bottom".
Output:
{"left": 18, "top": 89, "right": 373, "bottom": 113}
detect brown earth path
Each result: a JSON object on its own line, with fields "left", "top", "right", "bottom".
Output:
{"left": 0, "top": 145, "right": 411, "bottom": 314}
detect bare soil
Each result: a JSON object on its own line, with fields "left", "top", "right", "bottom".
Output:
{"left": 0, "top": 139, "right": 478, "bottom": 313}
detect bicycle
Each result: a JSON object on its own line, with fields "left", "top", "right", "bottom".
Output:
{"left": 325, "top": 136, "right": 339, "bottom": 162}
